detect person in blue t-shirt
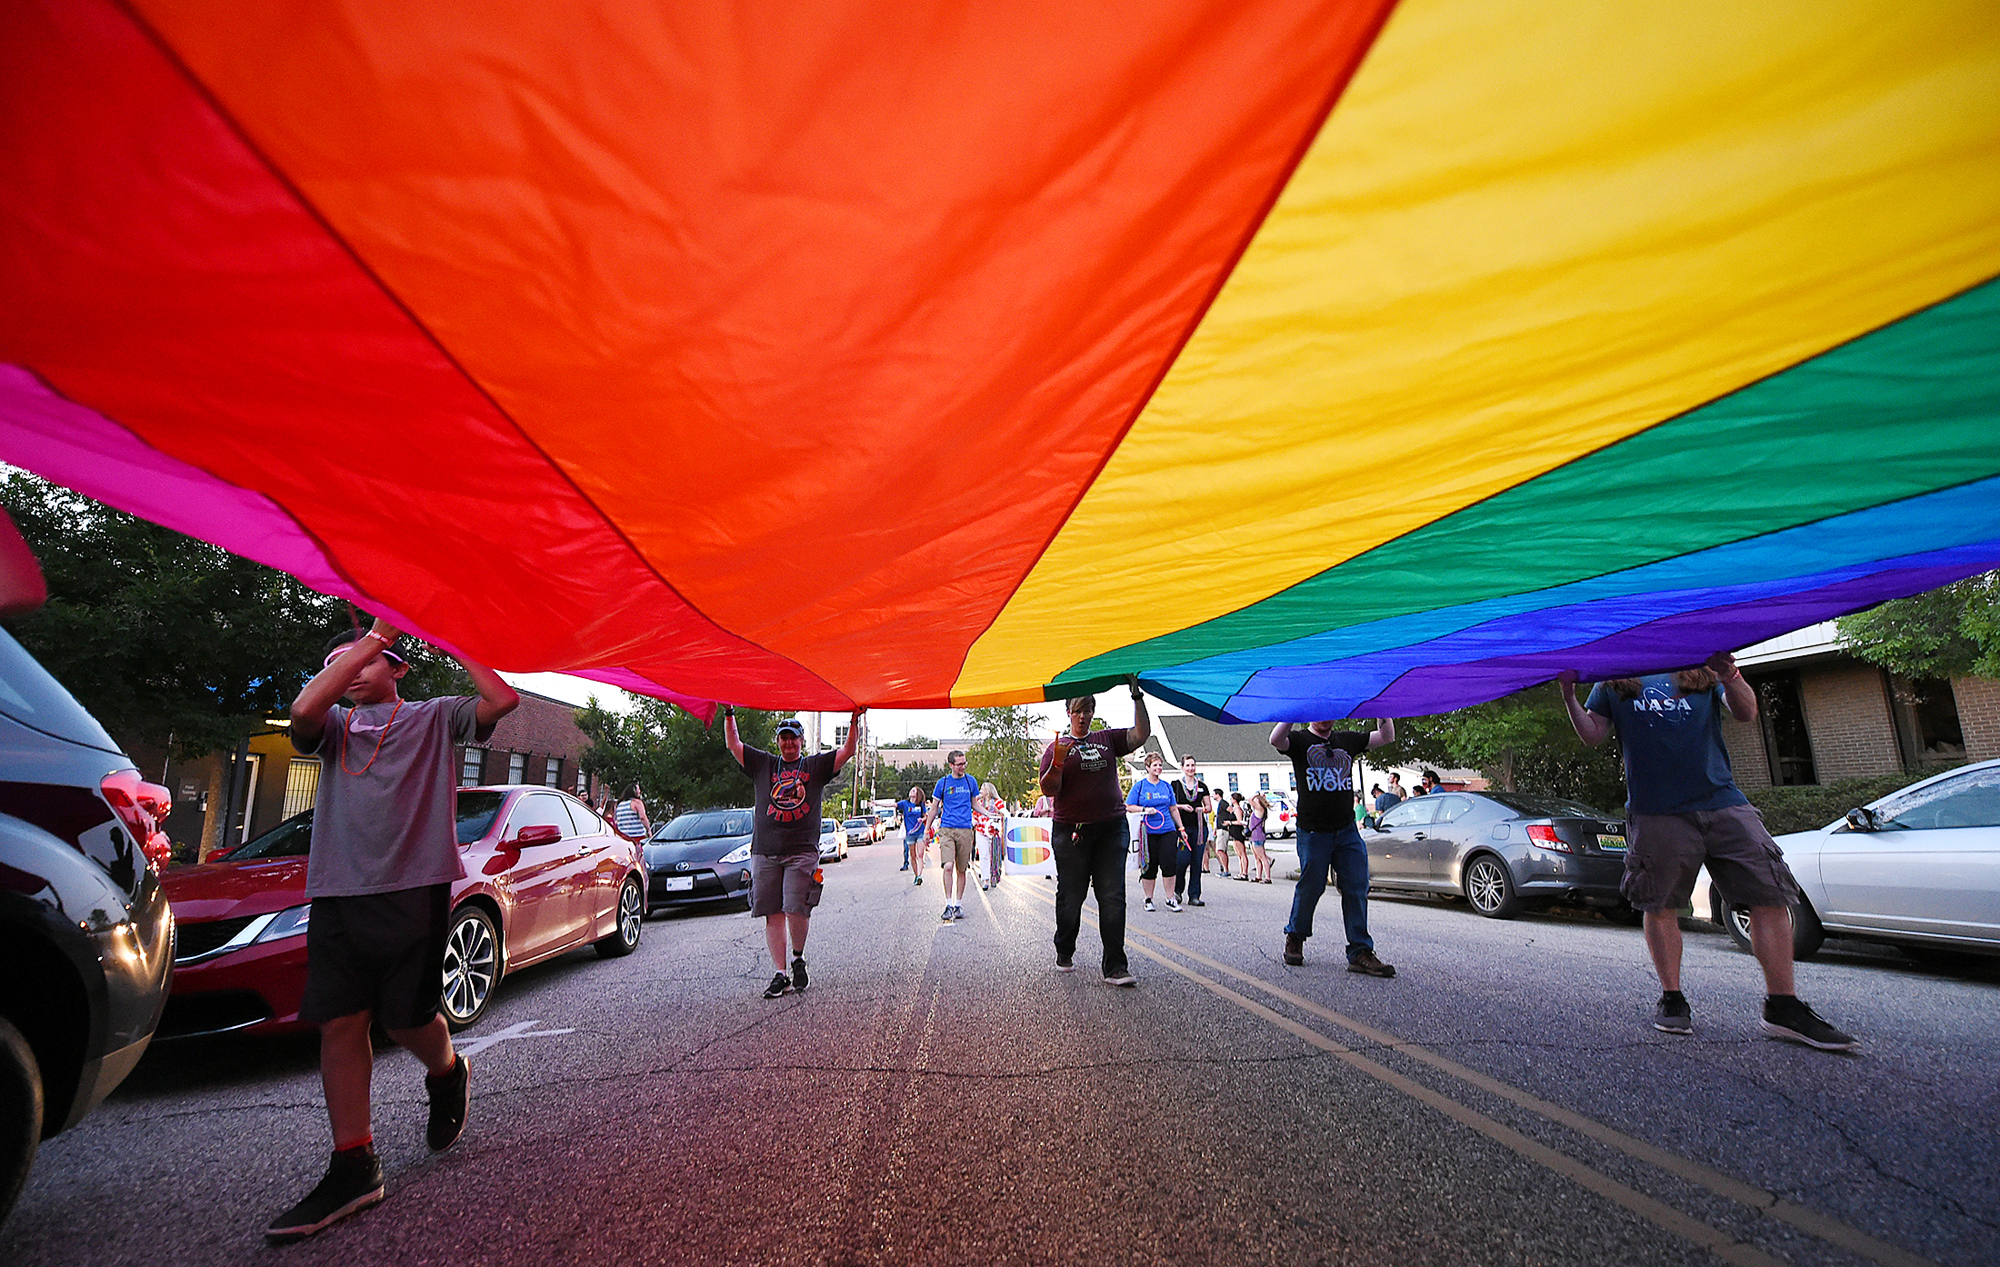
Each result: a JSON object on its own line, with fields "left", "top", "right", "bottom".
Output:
{"left": 1126, "top": 752, "right": 1188, "bottom": 912}
{"left": 895, "top": 787, "right": 927, "bottom": 874}
{"left": 925, "top": 752, "right": 981, "bottom": 920}
{"left": 1560, "top": 653, "right": 1856, "bottom": 1051}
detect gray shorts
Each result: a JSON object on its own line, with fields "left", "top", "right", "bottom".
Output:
{"left": 1622, "top": 802, "right": 1801, "bottom": 913}
{"left": 750, "top": 853, "right": 819, "bottom": 917}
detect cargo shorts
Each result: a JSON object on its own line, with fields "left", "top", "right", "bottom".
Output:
{"left": 937, "top": 826, "right": 976, "bottom": 873}
{"left": 750, "top": 852, "right": 819, "bottom": 917}
{"left": 1621, "top": 802, "right": 1802, "bottom": 913}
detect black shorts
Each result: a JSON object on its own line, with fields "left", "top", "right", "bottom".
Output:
{"left": 1139, "top": 831, "right": 1183, "bottom": 879}
{"left": 299, "top": 883, "right": 451, "bottom": 1030}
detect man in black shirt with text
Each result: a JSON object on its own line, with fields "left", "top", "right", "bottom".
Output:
{"left": 1271, "top": 718, "right": 1396, "bottom": 975}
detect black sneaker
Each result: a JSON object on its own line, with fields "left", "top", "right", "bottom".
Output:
{"left": 763, "top": 971, "right": 792, "bottom": 999}
{"left": 266, "top": 1146, "right": 385, "bottom": 1243}
{"left": 424, "top": 1053, "right": 470, "bottom": 1151}
{"left": 1346, "top": 950, "right": 1396, "bottom": 978}
{"left": 1054, "top": 957, "right": 1075, "bottom": 973}
{"left": 1762, "top": 996, "right": 1859, "bottom": 1051}
{"left": 1653, "top": 996, "right": 1693, "bottom": 1036}
{"left": 791, "top": 955, "right": 809, "bottom": 993}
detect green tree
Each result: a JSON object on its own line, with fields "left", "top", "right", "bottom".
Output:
{"left": 1836, "top": 572, "right": 2000, "bottom": 679}
{"left": 0, "top": 473, "right": 466, "bottom": 758}
{"left": 963, "top": 704, "right": 1041, "bottom": 803}
{"left": 576, "top": 699, "right": 775, "bottom": 822}
{"left": 1367, "top": 684, "right": 1626, "bottom": 810}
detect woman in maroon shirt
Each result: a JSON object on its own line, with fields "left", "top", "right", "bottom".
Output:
{"left": 1038, "top": 680, "right": 1149, "bottom": 985}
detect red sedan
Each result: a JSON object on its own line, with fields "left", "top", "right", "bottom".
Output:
{"left": 157, "top": 785, "right": 645, "bottom": 1037}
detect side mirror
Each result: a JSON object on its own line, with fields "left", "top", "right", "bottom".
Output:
{"left": 1843, "top": 807, "right": 1879, "bottom": 833}
{"left": 511, "top": 823, "right": 563, "bottom": 847}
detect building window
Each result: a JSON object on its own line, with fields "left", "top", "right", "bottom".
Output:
{"left": 508, "top": 751, "right": 527, "bottom": 784}
{"left": 281, "top": 758, "right": 320, "bottom": 819}
{"left": 1258, "top": 772, "right": 1270, "bottom": 791}
{"left": 1750, "top": 671, "right": 1816, "bottom": 786}
{"left": 574, "top": 767, "right": 589, "bottom": 796}
{"left": 460, "top": 747, "right": 484, "bottom": 787}
{"left": 1227, "top": 772, "right": 1239, "bottom": 793}
{"left": 1889, "top": 675, "right": 1967, "bottom": 770}
{"left": 543, "top": 758, "right": 562, "bottom": 788}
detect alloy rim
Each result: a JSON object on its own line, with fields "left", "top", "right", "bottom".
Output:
{"left": 443, "top": 914, "right": 497, "bottom": 1022}
{"left": 619, "top": 880, "right": 642, "bottom": 945}
{"left": 1467, "top": 860, "right": 1504, "bottom": 912}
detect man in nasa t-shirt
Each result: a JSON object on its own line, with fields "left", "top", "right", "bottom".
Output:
{"left": 1271, "top": 718, "right": 1397, "bottom": 975}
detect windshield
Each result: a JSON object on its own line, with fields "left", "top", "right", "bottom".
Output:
{"left": 657, "top": 809, "right": 754, "bottom": 841}
{"left": 844, "top": 819, "right": 869, "bottom": 828}
{"left": 1871, "top": 765, "right": 2000, "bottom": 830}
{"left": 228, "top": 810, "right": 315, "bottom": 861}
{"left": 0, "top": 628, "right": 123, "bottom": 754}
{"left": 455, "top": 790, "right": 507, "bottom": 843}
{"left": 1483, "top": 792, "right": 1613, "bottom": 820}
{"left": 822, "top": 819, "right": 837, "bottom": 833}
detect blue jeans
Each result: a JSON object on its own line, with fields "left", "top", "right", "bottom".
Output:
{"left": 1285, "top": 826, "right": 1374, "bottom": 960}
{"left": 1052, "top": 818, "right": 1130, "bottom": 977}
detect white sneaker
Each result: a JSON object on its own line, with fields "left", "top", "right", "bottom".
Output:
{"left": 1143, "top": 899, "right": 1155, "bottom": 912}
{"left": 1164, "top": 897, "right": 1182, "bottom": 912}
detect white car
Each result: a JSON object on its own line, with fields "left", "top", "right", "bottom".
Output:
{"left": 818, "top": 817, "right": 848, "bottom": 862}
{"left": 1695, "top": 759, "right": 2000, "bottom": 965}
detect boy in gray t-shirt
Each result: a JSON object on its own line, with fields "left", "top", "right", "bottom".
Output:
{"left": 267, "top": 619, "right": 517, "bottom": 1244}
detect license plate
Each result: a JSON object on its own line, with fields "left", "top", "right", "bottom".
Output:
{"left": 1597, "top": 834, "right": 1627, "bottom": 853}
{"left": 663, "top": 875, "right": 695, "bottom": 891}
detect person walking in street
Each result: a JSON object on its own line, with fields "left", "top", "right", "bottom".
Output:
{"left": 614, "top": 783, "right": 651, "bottom": 841}
{"left": 1272, "top": 717, "right": 1397, "bottom": 977}
{"left": 895, "top": 785, "right": 926, "bottom": 874}
{"left": 974, "top": 781, "right": 1007, "bottom": 890}
{"left": 926, "top": 750, "right": 980, "bottom": 920}
{"left": 1040, "top": 683, "right": 1149, "bottom": 984}
{"left": 267, "top": 619, "right": 519, "bottom": 1243}
{"left": 1247, "top": 791, "right": 1273, "bottom": 882}
{"left": 1558, "top": 656, "right": 1857, "bottom": 1050}
{"left": 1127, "top": 752, "right": 1188, "bottom": 912}
{"left": 1174, "top": 755, "right": 1212, "bottom": 906}
{"left": 726, "top": 709, "right": 864, "bottom": 998}
{"left": 1213, "top": 794, "right": 1240, "bottom": 879}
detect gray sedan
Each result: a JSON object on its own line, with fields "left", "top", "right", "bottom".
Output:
{"left": 1365, "top": 791, "right": 1636, "bottom": 922}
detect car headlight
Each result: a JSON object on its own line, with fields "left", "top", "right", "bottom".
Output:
{"left": 718, "top": 843, "right": 752, "bottom": 865}
{"left": 253, "top": 903, "right": 311, "bottom": 943}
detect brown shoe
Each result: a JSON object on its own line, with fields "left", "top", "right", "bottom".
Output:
{"left": 1282, "top": 933, "right": 1305, "bottom": 966}
{"left": 1346, "top": 950, "right": 1395, "bottom": 978}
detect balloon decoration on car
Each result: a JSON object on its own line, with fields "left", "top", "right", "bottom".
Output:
{"left": 3, "top": 0, "right": 1997, "bottom": 721}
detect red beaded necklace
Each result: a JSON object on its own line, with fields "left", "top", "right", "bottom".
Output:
{"left": 339, "top": 697, "right": 404, "bottom": 776}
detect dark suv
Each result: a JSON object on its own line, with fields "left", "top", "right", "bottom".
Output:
{"left": 0, "top": 514, "right": 175, "bottom": 1227}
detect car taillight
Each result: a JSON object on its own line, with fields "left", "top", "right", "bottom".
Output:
{"left": 1525, "top": 823, "right": 1570, "bottom": 853}
{"left": 101, "top": 769, "right": 174, "bottom": 869}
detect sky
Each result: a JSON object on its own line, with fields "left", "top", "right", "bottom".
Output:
{"left": 497, "top": 672, "right": 1175, "bottom": 745}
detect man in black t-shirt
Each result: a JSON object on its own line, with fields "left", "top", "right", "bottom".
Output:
{"left": 725, "top": 708, "right": 863, "bottom": 999}
{"left": 1271, "top": 718, "right": 1396, "bottom": 975}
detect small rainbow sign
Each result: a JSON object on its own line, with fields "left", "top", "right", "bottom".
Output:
{"left": 1005, "top": 820, "right": 1053, "bottom": 867}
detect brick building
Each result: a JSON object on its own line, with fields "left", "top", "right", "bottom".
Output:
{"left": 1723, "top": 623, "right": 1997, "bottom": 788}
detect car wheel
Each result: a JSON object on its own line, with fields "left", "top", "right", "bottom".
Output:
{"left": 1463, "top": 855, "right": 1521, "bottom": 919}
{"left": 0, "top": 1016, "right": 42, "bottom": 1230}
{"left": 441, "top": 905, "right": 502, "bottom": 1031}
{"left": 595, "top": 876, "right": 644, "bottom": 959}
{"left": 1723, "top": 900, "right": 1824, "bottom": 960}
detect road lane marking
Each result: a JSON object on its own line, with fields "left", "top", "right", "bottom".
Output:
{"left": 1009, "top": 884, "right": 1935, "bottom": 1267}
{"left": 452, "top": 1020, "right": 575, "bottom": 1057}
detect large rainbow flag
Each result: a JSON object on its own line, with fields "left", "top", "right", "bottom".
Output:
{"left": 3, "top": 1, "right": 1996, "bottom": 720}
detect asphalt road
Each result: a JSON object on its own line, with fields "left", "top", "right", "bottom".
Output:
{"left": 6, "top": 839, "right": 1997, "bottom": 1267}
